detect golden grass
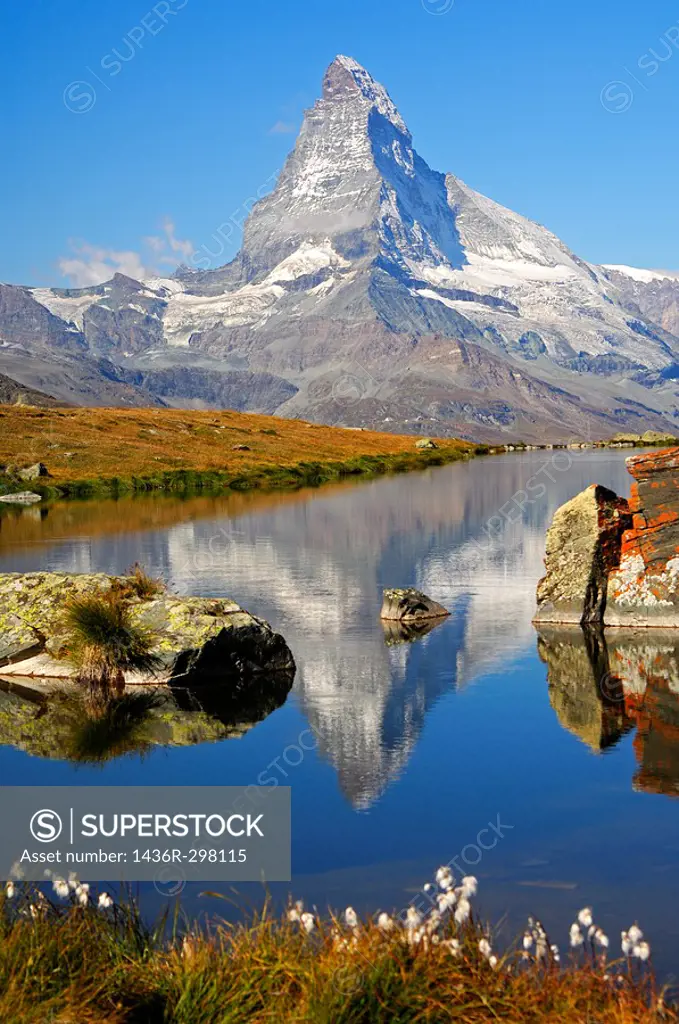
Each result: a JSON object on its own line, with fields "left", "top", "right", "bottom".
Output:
{"left": 0, "top": 888, "right": 672, "bottom": 1024}
{"left": 0, "top": 405, "right": 476, "bottom": 490}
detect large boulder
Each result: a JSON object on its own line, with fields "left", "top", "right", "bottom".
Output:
{"left": 380, "top": 588, "right": 449, "bottom": 622}
{"left": 606, "top": 448, "right": 679, "bottom": 626}
{"left": 533, "top": 485, "right": 632, "bottom": 625}
{"left": 0, "top": 572, "right": 295, "bottom": 685}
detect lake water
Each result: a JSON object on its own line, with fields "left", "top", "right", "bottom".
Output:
{"left": 1, "top": 449, "right": 678, "bottom": 974}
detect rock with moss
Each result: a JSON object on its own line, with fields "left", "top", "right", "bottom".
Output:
{"left": 0, "top": 572, "right": 295, "bottom": 685}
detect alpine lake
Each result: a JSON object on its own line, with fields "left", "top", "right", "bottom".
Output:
{"left": 1, "top": 448, "right": 678, "bottom": 977}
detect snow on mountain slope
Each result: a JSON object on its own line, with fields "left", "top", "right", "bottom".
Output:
{"left": 3, "top": 56, "right": 679, "bottom": 439}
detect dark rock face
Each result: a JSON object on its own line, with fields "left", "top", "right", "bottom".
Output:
{"left": 534, "top": 484, "right": 632, "bottom": 625}
{"left": 380, "top": 588, "right": 449, "bottom": 622}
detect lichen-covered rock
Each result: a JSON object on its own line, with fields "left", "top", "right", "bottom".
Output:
{"left": 606, "top": 448, "right": 679, "bottom": 626}
{"left": 534, "top": 485, "right": 632, "bottom": 625}
{"left": 380, "top": 588, "right": 449, "bottom": 622}
{"left": 0, "top": 572, "right": 295, "bottom": 685}
{"left": 17, "top": 462, "right": 49, "bottom": 481}
{"left": 415, "top": 439, "right": 438, "bottom": 450}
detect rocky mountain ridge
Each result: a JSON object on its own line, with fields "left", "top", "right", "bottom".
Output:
{"left": 2, "top": 55, "right": 679, "bottom": 442}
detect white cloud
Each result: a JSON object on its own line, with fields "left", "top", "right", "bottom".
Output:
{"left": 58, "top": 219, "right": 194, "bottom": 288}
{"left": 268, "top": 120, "right": 298, "bottom": 135}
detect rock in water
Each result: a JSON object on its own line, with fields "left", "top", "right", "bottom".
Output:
{"left": 380, "top": 588, "right": 449, "bottom": 622}
{"left": 0, "top": 572, "right": 295, "bottom": 685}
{"left": 0, "top": 492, "right": 42, "bottom": 505}
{"left": 533, "top": 485, "right": 632, "bottom": 625}
{"left": 606, "top": 448, "right": 679, "bottom": 626}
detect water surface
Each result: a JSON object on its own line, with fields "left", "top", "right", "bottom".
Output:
{"left": 1, "top": 450, "right": 678, "bottom": 971}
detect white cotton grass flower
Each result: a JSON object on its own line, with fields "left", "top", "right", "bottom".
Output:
{"left": 377, "top": 912, "right": 394, "bottom": 932}
{"left": 489, "top": 955, "right": 498, "bottom": 969}
{"left": 577, "top": 907, "right": 593, "bottom": 929}
{"left": 523, "top": 930, "right": 534, "bottom": 951}
{"left": 423, "top": 882, "right": 435, "bottom": 894}
{"left": 5, "top": 881, "right": 15, "bottom": 900}
{"left": 479, "top": 938, "right": 492, "bottom": 959}
{"left": 437, "top": 889, "right": 457, "bottom": 913}
{"left": 570, "top": 923, "right": 584, "bottom": 948}
{"left": 621, "top": 931, "right": 633, "bottom": 956}
{"left": 551, "top": 944, "right": 561, "bottom": 963}
{"left": 75, "top": 883, "right": 90, "bottom": 907}
{"left": 287, "top": 899, "right": 304, "bottom": 923}
{"left": 454, "top": 898, "right": 471, "bottom": 926}
{"left": 53, "top": 879, "right": 70, "bottom": 900}
{"left": 460, "top": 876, "right": 478, "bottom": 899}
{"left": 443, "top": 937, "right": 461, "bottom": 956}
{"left": 633, "top": 941, "right": 651, "bottom": 962}
{"left": 98, "top": 892, "right": 113, "bottom": 910}
{"left": 435, "top": 866, "right": 454, "bottom": 891}
{"left": 68, "top": 873, "right": 79, "bottom": 891}
{"left": 300, "top": 912, "right": 315, "bottom": 934}
{"left": 345, "top": 906, "right": 359, "bottom": 929}
{"left": 628, "top": 924, "right": 643, "bottom": 945}
{"left": 405, "top": 906, "right": 422, "bottom": 930}
{"left": 594, "top": 928, "right": 609, "bottom": 949}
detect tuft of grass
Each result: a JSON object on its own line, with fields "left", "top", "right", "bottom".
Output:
{"left": 62, "top": 591, "right": 162, "bottom": 706}
{"left": 119, "top": 563, "right": 166, "bottom": 600}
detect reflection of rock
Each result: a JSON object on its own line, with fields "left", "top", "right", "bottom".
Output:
{"left": 534, "top": 485, "right": 631, "bottom": 625}
{"left": 0, "top": 571, "right": 295, "bottom": 685}
{"left": 380, "top": 617, "right": 447, "bottom": 646}
{"left": 0, "top": 673, "right": 293, "bottom": 762}
{"left": 537, "top": 624, "right": 679, "bottom": 796}
{"left": 537, "top": 625, "right": 634, "bottom": 751}
{"left": 380, "top": 588, "right": 449, "bottom": 622}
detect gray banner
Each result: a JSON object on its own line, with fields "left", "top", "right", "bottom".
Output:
{"left": 0, "top": 787, "right": 290, "bottom": 883}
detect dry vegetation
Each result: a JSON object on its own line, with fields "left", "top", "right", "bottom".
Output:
{"left": 0, "top": 883, "right": 672, "bottom": 1024}
{"left": 0, "top": 405, "right": 479, "bottom": 498}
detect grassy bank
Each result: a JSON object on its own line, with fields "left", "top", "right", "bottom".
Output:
{"left": 0, "top": 406, "right": 482, "bottom": 501}
{"left": 0, "top": 876, "right": 671, "bottom": 1023}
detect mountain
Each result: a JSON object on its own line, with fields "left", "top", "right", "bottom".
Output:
{"left": 3, "top": 55, "right": 679, "bottom": 442}
{"left": 0, "top": 373, "right": 66, "bottom": 408}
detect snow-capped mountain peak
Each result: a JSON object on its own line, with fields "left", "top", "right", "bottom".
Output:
{"left": 2, "top": 55, "right": 679, "bottom": 440}
{"left": 324, "top": 55, "right": 411, "bottom": 139}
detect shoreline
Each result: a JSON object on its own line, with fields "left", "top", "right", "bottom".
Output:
{"left": 1, "top": 402, "right": 675, "bottom": 506}
{"left": 26, "top": 446, "right": 486, "bottom": 502}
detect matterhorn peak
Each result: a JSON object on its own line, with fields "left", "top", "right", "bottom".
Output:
{"left": 323, "top": 54, "right": 410, "bottom": 139}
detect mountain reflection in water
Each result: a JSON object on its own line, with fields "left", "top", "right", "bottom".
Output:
{"left": 5, "top": 449, "right": 679, "bottom": 978}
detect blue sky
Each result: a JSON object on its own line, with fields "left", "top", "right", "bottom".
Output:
{"left": 1, "top": 0, "right": 678, "bottom": 287}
